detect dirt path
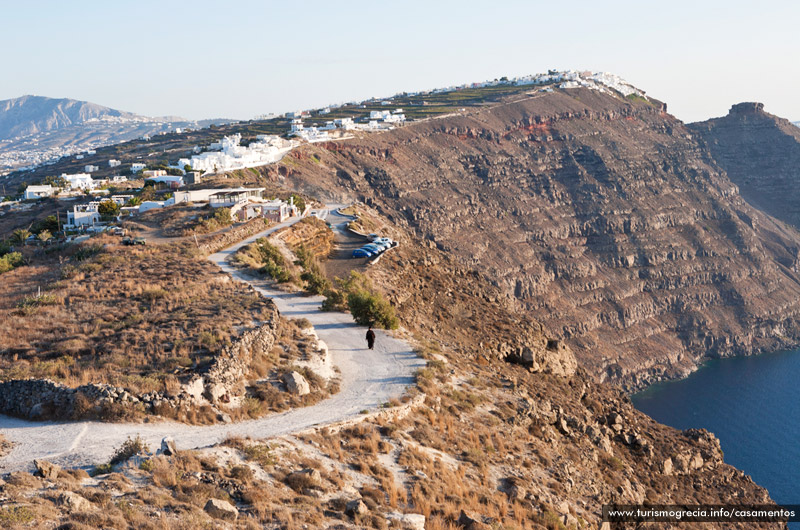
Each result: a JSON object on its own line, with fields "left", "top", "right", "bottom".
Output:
{"left": 0, "top": 207, "right": 424, "bottom": 472}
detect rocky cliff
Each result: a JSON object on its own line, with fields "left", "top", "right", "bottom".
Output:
{"left": 275, "top": 87, "right": 800, "bottom": 390}
{"left": 690, "top": 102, "right": 800, "bottom": 229}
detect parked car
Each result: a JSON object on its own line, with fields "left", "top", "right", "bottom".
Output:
{"left": 352, "top": 248, "right": 375, "bottom": 258}
{"left": 361, "top": 243, "right": 385, "bottom": 253}
{"left": 133, "top": 237, "right": 146, "bottom": 246}
{"left": 372, "top": 237, "right": 392, "bottom": 245}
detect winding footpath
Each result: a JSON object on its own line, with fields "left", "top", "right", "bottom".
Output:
{"left": 0, "top": 208, "right": 424, "bottom": 472}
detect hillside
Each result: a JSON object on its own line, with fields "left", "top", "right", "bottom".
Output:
{"left": 270, "top": 87, "right": 800, "bottom": 391}
{"left": 0, "top": 95, "right": 229, "bottom": 173}
{"left": 0, "top": 95, "right": 145, "bottom": 139}
{"left": 691, "top": 103, "right": 800, "bottom": 229}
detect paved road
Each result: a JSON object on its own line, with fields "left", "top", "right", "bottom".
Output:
{"left": 0, "top": 208, "right": 424, "bottom": 471}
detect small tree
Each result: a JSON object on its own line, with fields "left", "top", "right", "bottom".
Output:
{"left": 289, "top": 194, "right": 306, "bottom": 212}
{"left": 12, "top": 228, "right": 31, "bottom": 245}
{"left": 98, "top": 200, "right": 121, "bottom": 221}
{"left": 347, "top": 289, "right": 399, "bottom": 329}
{"left": 38, "top": 230, "right": 52, "bottom": 244}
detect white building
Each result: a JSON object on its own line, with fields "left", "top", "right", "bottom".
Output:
{"left": 110, "top": 195, "right": 134, "bottom": 205}
{"left": 66, "top": 203, "right": 100, "bottom": 227}
{"left": 208, "top": 188, "right": 265, "bottom": 208}
{"left": 75, "top": 154, "right": 85, "bottom": 160}
{"left": 334, "top": 118, "right": 355, "bottom": 130}
{"left": 108, "top": 159, "right": 121, "bottom": 168}
{"left": 145, "top": 175, "right": 183, "bottom": 189}
{"left": 24, "top": 185, "right": 55, "bottom": 200}
{"left": 178, "top": 134, "right": 294, "bottom": 174}
{"left": 139, "top": 198, "right": 175, "bottom": 213}
{"left": 110, "top": 175, "right": 128, "bottom": 183}
{"left": 84, "top": 165, "right": 99, "bottom": 173}
{"left": 131, "top": 163, "right": 147, "bottom": 173}
{"left": 86, "top": 150, "right": 96, "bottom": 155}
{"left": 61, "top": 173, "right": 96, "bottom": 190}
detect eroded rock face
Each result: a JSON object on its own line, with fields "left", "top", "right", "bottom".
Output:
{"left": 691, "top": 102, "right": 800, "bottom": 231}
{"left": 284, "top": 88, "right": 800, "bottom": 389}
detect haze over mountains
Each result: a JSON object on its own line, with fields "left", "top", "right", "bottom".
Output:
{"left": 0, "top": 95, "right": 231, "bottom": 173}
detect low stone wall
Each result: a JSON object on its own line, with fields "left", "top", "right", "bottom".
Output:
{"left": 199, "top": 217, "right": 271, "bottom": 256}
{"left": 185, "top": 305, "right": 280, "bottom": 404}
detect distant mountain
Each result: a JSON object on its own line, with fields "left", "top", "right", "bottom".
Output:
{"left": 0, "top": 95, "right": 233, "bottom": 173}
{"left": 0, "top": 95, "right": 145, "bottom": 140}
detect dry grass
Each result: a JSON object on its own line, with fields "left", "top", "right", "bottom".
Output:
{"left": 0, "top": 235, "right": 275, "bottom": 393}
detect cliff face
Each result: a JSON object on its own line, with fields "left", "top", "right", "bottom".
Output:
{"left": 690, "top": 102, "right": 800, "bottom": 229}
{"left": 277, "top": 88, "right": 800, "bottom": 390}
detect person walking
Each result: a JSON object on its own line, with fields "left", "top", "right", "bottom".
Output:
{"left": 366, "top": 326, "right": 376, "bottom": 350}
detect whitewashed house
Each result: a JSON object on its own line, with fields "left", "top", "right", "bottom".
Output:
{"left": 24, "top": 185, "right": 55, "bottom": 200}
{"left": 66, "top": 203, "right": 101, "bottom": 227}
{"left": 108, "top": 159, "right": 121, "bottom": 168}
{"left": 84, "top": 165, "right": 99, "bottom": 173}
{"left": 62, "top": 173, "right": 96, "bottom": 190}
{"left": 209, "top": 188, "right": 265, "bottom": 208}
{"left": 131, "top": 163, "right": 147, "bottom": 173}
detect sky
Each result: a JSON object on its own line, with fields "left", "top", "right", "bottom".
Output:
{"left": 2, "top": 0, "right": 798, "bottom": 123}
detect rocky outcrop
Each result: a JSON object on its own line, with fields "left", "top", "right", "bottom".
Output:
{"left": 691, "top": 102, "right": 800, "bottom": 230}
{"left": 0, "top": 307, "right": 280, "bottom": 420}
{"left": 281, "top": 88, "right": 800, "bottom": 389}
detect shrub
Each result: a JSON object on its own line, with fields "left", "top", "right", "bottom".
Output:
{"left": 321, "top": 288, "right": 347, "bottom": 312}
{"left": 110, "top": 435, "right": 150, "bottom": 465}
{"left": 295, "top": 245, "right": 331, "bottom": 295}
{"left": 98, "top": 199, "right": 121, "bottom": 221}
{"left": 0, "top": 251, "right": 23, "bottom": 274}
{"left": 254, "top": 239, "right": 293, "bottom": 282}
{"left": 347, "top": 289, "right": 398, "bottom": 329}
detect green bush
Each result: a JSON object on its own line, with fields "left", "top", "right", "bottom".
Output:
{"left": 347, "top": 289, "right": 399, "bottom": 329}
{"left": 295, "top": 245, "right": 330, "bottom": 294}
{"left": 321, "top": 288, "right": 347, "bottom": 311}
{"left": 255, "top": 239, "right": 293, "bottom": 282}
{"left": 0, "top": 252, "right": 23, "bottom": 274}
{"left": 98, "top": 200, "right": 121, "bottom": 221}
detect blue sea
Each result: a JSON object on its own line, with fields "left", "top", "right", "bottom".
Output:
{"left": 632, "top": 348, "right": 800, "bottom": 526}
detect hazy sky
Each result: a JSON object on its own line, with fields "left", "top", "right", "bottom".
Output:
{"left": 2, "top": 0, "right": 798, "bottom": 123}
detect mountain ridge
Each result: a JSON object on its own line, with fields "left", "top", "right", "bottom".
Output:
{"left": 0, "top": 95, "right": 232, "bottom": 173}
{"left": 267, "top": 87, "right": 800, "bottom": 391}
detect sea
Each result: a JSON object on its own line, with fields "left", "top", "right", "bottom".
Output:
{"left": 632, "top": 348, "right": 800, "bottom": 527}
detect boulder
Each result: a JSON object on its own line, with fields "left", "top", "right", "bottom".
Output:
{"left": 59, "top": 491, "right": 94, "bottom": 512}
{"left": 457, "top": 510, "right": 490, "bottom": 530}
{"left": 34, "top": 459, "right": 61, "bottom": 480}
{"left": 345, "top": 499, "right": 368, "bottom": 517}
{"left": 205, "top": 383, "right": 229, "bottom": 404}
{"left": 160, "top": 436, "right": 177, "bottom": 456}
{"left": 386, "top": 512, "right": 426, "bottom": 530}
{"left": 204, "top": 498, "right": 238, "bottom": 520}
{"left": 182, "top": 377, "right": 205, "bottom": 401}
{"left": 283, "top": 371, "right": 310, "bottom": 396}
{"left": 662, "top": 457, "right": 673, "bottom": 476}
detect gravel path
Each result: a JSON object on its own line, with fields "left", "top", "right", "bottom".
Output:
{"left": 0, "top": 209, "right": 424, "bottom": 472}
